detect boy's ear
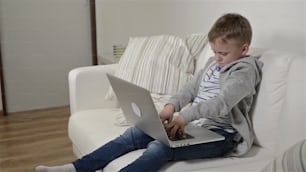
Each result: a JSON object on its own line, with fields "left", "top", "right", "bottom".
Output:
{"left": 241, "top": 43, "right": 249, "bottom": 56}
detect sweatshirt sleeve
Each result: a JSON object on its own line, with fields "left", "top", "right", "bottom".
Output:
{"left": 167, "top": 69, "right": 204, "bottom": 112}
{"left": 180, "top": 62, "right": 259, "bottom": 123}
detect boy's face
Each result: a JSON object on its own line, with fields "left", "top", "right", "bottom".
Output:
{"left": 210, "top": 38, "right": 249, "bottom": 67}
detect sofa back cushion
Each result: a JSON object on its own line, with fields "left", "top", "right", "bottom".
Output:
{"left": 194, "top": 43, "right": 214, "bottom": 74}
{"left": 197, "top": 47, "right": 306, "bottom": 152}
{"left": 251, "top": 50, "right": 294, "bottom": 150}
{"left": 277, "top": 56, "right": 305, "bottom": 152}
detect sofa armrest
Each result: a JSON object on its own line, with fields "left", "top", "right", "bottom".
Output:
{"left": 68, "top": 64, "right": 119, "bottom": 114}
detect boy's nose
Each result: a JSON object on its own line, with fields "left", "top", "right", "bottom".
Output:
{"left": 214, "top": 55, "right": 222, "bottom": 62}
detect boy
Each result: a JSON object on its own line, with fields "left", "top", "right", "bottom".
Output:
{"left": 36, "top": 13, "right": 263, "bottom": 172}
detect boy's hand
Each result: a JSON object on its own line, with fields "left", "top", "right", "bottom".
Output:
{"left": 165, "top": 114, "right": 186, "bottom": 140}
{"left": 159, "top": 104, "right": 175, "bottom": 124}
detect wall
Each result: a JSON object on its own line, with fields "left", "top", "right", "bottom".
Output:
{"left": 0, "top": 0, "right": 304, "bottom": 113}
{"left": 96, "top": 0, "right": 305, "bottom": 58}
{"left": 0, "top": 0, "right": 92, "bottom": 112}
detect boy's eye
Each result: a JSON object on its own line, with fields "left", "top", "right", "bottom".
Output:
{"left": 219, "top": 52, "right": 229, "bottom": 56}
{"left": 213, "top": 51, "right": 229, "bottom": 56}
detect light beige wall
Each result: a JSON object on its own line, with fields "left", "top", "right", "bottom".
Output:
{"left": 96, "top": 0, "right": 305, "bottom": 58}
{"left": 0, "top": 0, "right": 92, "bottom": 112}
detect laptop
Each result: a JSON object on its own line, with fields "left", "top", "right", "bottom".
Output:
{"left": 106, "top": 74, "right": 225, "bottom": 148}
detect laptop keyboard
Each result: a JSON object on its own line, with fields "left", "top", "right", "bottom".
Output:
{"left": 169, "top": 133, "right": 194, "bottom": 141}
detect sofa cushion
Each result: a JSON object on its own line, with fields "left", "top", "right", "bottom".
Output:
{"left": 186, "top": 33, "right": 208, "bottom": 61}
{"left": 274, "top": 139, "right": 306, "bottom": 171}
{"left": 263, "top": 139, "right": 306, "bottom": 171}
{"left": 106, "top": 34, "right": 207, "bottom": 100}
{"left": 103, "top": 143, "right": 273, "bottom": 172}
{"left": 252, "top": 50, "right": 292, "bottom": 149}
{"left": 69, "top": 109, "right": 273, "bottom": 172}
{"left": 194, "top": 43, "right": 214, "bottom": 74}
{"left": 68, "top": 109, "right": 129, "bottom": 155}
{"left": 277, "top": 56, "right": 306, "bottom": 152}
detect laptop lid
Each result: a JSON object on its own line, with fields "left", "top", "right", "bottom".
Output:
{"left": 106, "top": 74, "right": 225, "bottom": 147}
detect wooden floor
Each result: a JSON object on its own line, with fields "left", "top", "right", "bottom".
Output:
{"left": 0, "top": 107, "right": 76, "bottom": 172}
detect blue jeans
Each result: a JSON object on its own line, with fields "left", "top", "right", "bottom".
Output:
{"left": 73, "top": 127, "right": 239, "bottom": 172}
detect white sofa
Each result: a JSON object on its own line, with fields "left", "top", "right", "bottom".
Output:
{"left": 68, "top": 45, "right": 305, "bottom": 171}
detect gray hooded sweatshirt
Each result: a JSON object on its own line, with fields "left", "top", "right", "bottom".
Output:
{"left": 168, "top": 56, "right": 263, "bottom": 156}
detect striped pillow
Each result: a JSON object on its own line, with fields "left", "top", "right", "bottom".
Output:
{"left": 106, "top": 34, "right": 207, "bottom": 100}
{"left": 263, "top": 139, "right": 306, "bottom": 172}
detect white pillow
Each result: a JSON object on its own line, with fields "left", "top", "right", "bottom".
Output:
{"left": 252, "top": 50, "right": 292, "bottom": 149}
{"left": 106, "top": 34, "right": 207, "bottom": 100}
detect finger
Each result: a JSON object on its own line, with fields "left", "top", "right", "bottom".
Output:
{"left": 165, "top": 125, "right": 171, "bottom": 136}
{"left": 179, "top": 128, "right": 186, "bottom": 139}
{"left": 165, "top": 121, "right": 178, "bottom": 136}
{"left": 159, "top": 114, "right": 166, "bottom": 122}
{"left": 162, "top": 119, "right": 168, "bottom": 125}
{"left": 164, "top": 124, "right": 173, "bottom": 136}
{"left": 170, "top": 125, "right": 179, "bottom": 139}
{"left": 165, "top": 121, "right": 175, "bottom": 129}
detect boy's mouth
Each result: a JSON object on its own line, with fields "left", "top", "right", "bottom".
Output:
{"left": 217, "top": 63, "right": 224, "bottom": 67}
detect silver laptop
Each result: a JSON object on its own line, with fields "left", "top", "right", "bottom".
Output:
{"left": 107, "top": 74, "right": 225, "bottom": 148}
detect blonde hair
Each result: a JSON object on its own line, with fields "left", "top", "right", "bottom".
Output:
{"left": 208, "top": 13, "right": 252, "bottom": 46}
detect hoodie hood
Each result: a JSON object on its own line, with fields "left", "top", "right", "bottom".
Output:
{"left": 221, "top": 55, "right": 263, "bottom": 83}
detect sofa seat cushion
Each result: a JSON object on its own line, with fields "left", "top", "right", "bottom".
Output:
{"left": 69, "top": 109, "right": 274, "bottom": 171}
{"left": 104, "top": 144, "right": 272, "bottom": 172}
{"left": 68, "top": 108, "right": 129, "bottom": 156}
